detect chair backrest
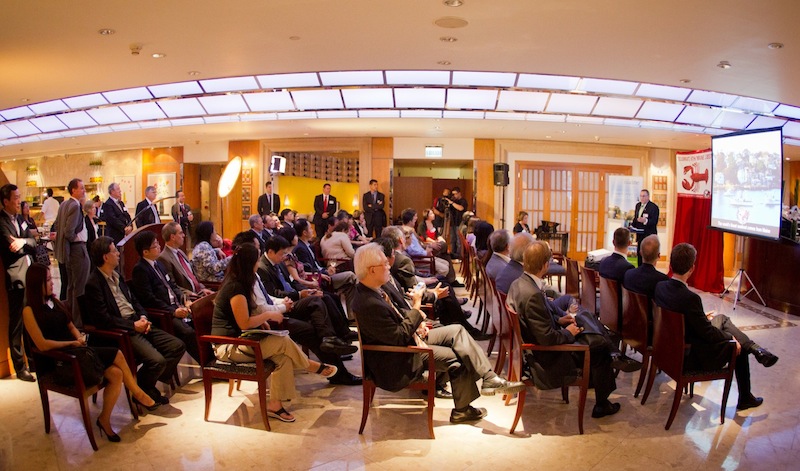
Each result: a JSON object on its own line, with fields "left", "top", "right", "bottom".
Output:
{"left": 117, "top": 223, "right": 165, "bottom": 282}
{"left": 579, "top": 265, "right": 598, "bottom": 314}
{"left": 621, "top": 287, "right": 651, "bottom": 351}
{"left": 598, "top": 276, "right": 621, "bottom": 334}
{"left": 564, "top": 257, "right": 580, "bottom": 299}
{"left": 190, "top": 292, "right": 218, "bottom": 366}
{"left": 651, "top": 305, "right": 686, "bottom": 379}
{"left": 504, "top": 300, "right": 526, "bottom": 351}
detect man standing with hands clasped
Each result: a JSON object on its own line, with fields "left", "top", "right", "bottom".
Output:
{"left": 630, "top": 189, "right": 659, "bottom": 266}
{"left": 313, "top": 183, "right": 336, "bottom": 239}
{"left": 362, "top": 179, "right": 386, "bottom": 238}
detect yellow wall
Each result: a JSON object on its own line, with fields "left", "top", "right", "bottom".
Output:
{"left": 278, "top": 176, "right": 361, "bottom": 218}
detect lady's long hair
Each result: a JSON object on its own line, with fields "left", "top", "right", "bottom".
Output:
{"left": 221, "top": 242, "right": 259, "bottom": 311}
{"left": 25, "top": 263, "right": 70, "bottom": 316}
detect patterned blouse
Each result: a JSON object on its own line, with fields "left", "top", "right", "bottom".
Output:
{"left": 191, "top": 241, "right": 231, "bottom": 282}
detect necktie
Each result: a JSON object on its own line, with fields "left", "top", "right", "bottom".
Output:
{"left": 373, "top": 192, "right": 377, "bottom": 203}
{"left": 154, "top": 263, "right": 177, "bottom": 304}
{"left": 323, "top": 196, "right": 328, "bottom": 212}
{"left": 256, "top": 275, "right": 273, "bottom": 305}
{"left": 177, "top": 251, "right": 200, "bottom": 291}
{"left": 118, "top": 200, "right": 125, "bottom": 211}
{"left": 267, "top": 194, "right": 271, "bottom": 208}
{"left": 275, "top": 265, "right": 293, "bottom": 292}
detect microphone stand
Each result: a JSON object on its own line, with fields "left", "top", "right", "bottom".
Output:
{"left": 127, "top": 196, "right": 178, "bottom": 229}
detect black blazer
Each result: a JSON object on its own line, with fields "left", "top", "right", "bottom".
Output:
{"left": 101, "top": 197, "right": 131, "bottom": 244}
{"left": 135, "top": 199, "right": 159, "bottom": 227}
{"left": 82, "top": 268, "right": 147, "bottom": 332}
{"left": 495, "top": 259, "right": 524, "bottom": 295}
{"left": 362, "top": 191, "right": 386, "bottom": 226}
{"left": 631, "top": 201, "right": 659, "bottom": 240}
{"left": 129, "top": 258, "right": 183, "bottom": 314}
{"left": 293, "top": 240, "right": 326, "bottom": 274}
{"left": 250, "top": 229, "right": 267, "bottom": 254}
{"left": 257, "top": 257, "right": 302, "bottom": 301}
{"left": 623, "top": 263, "right": 668, "bottom": 298}
{"left": 351, "top": 283, "right": 424, "bottom": 392}
{"left": 257, "top": 192, "right": 280, "bottom": 217}
{"left": 312, "top": 194, "right": 336, "bottom": 224}
{"left": 0, "top": 210, "right": 35, "bottom": 289}
{"left": 598, "top": 253, "right": 634, "bottom": 283}
{"left": 171, "top": 202, "right": 192, "bottom": 233}
{"left": 390, "top": 250, "right": 417, "bottom": 292}
{"left": 85, "top": 215, "right": 99, "bottom": 247}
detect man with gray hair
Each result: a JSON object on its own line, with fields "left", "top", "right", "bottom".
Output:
{"left": 485, "top": 229, "right": 511, "bottom": 281}
{"left": 352, "top": 242, "right": 524, "bottom": 424}
{"left": 102, "top": 182, "right": 132, "bottom": 244}
{"left": 622, "top": 234, "right": 668, "bottom": 298}
{"left": 248, "top": 213, "right": 267, "bottom": 254}
{"left": 135, "top": 185, "right": 161, "bottom": 227}
{"left": 495, "top": 232, "right": 534, "bottom": 294}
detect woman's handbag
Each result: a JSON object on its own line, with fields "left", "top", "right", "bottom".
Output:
{"left": 54, "top": 347, "right": 105, "bottom": 387}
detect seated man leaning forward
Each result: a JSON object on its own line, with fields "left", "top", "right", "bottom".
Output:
{"left": 507, "top": 240, "right": 623, "bottom": 419}
{"left": 352, "top": 242, "right": 524, "bottom": 424}
{"left": 654, "top": 243, "right": 778, "bottom": 411}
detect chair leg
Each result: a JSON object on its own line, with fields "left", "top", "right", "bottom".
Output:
{"left": 79, "top": 396, "right": 99, "bottom": 451}
{"left": 359, "top": 383, "right": 373, "bottom": 435}
{"left": 510, "top": 388, "right": 527, "bottom": 433}
{"left": 665, "top": 380, "right": 684, "bottom": 430}
{"left": 426, "top": 386, "right": 435, "bottom": 439}
{"left": 493, "top": 342, "right": 506, "bottom": 375}
{"left": 39, "top": 387, "right": 51, "bottom": 434}
{"left": 228, "top": 379, "right": 235, "bottom": 396}
{"left": 719, "top": 374, "right": 735, "bottom": 425}
{"left": 257, "top": 378, "right": 271, "bottom": 432}
{"left": 577, "top": 384, "right": 587, "bottom": 435}
{"left": 204, "top": 376, "right": 213, "bottom": 422}
{"left": 641, "top": 357, "right": 659, "bottom": 405}
{"left": 634, "top": 353, "right": 650, "bottom": 398}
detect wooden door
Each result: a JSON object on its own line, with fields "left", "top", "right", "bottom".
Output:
{"left": 393, "top": 176, "right": 433, "bottom": 225}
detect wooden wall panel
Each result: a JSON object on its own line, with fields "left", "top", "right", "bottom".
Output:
{"left": 371, "top": 137, "right": 393, "bottom": 218}
{"left": 142, "top": 147, "right": 183, "bottom": 194}
{"left": 225, "top": 141, "right": 259, "bottom": 238}
{"left": 474, "top": 139, "right": 495, "bottom": 225}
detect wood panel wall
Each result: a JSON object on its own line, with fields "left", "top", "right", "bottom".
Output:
{"left": 142, "top": 147, "right": 183, "bottom": 195}
{"left": 474, "top": 139, "right": 495, "bottom": 225}
{"left": 371, "top": 137, "right": 394, "bottom": 219}
{"left": 225, "top": 140, "right": 259, "bottom": 238}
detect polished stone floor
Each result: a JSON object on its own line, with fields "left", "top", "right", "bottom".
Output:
{"left": 1, "top": 273, "right": 797, "bottom": 470}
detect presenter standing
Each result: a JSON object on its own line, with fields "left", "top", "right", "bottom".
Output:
{"left": 630, "top": 189, "right": 659, "bottom": 266}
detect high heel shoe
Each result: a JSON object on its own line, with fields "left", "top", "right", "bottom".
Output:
{"left": 132, "top": 395, "right": 160, "bottom": 412}
{"left": 96, "top": 418, "right": 121, "bottom": 443}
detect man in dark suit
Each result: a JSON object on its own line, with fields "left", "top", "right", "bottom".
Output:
{"left": 352, "top": 242, "right": 524, "bottom": 423}
{"left": 654, "top": 243, "right": 778, "bottom": 411}
{"left": 630, "top": 189, "right": 659, "bottom": 266}
{"left": 362, "top": 179, "right": 386, "bottom": 238}
{"left": 495, "top": 232, "right": 535, "bottom": 294}
{"left": 599, "top": 227, "right": 634, "bottom": 283}
{"left": 257, "top": 181, "right": 280, "bottom": 217}
{"left": 54, "top": 178, "right": 90, "bottom": 327}
{"left": 170, "top": 190, "right": 193, "bottom": 238}
{"left": 129, "top": 231, "right": 200, "bottom": 363}
{"left": 508, "top": 240, "right": 623, "bottom": 419}
{"left": 312, "top": 183, "right": 336, "bottom": 239}
{"left": 623, "top": 235, "right": 668, "bottom": 298}
{"left": 247, "top": 214, "right": 267, "bottom": 254}
{"left": 158, "top": 222, "right": 213, "bottom": 299}
{"left": 82, "top": 236, "right": 185, "bottom": 405}
{"left": 135, "top": 185, "right": 161, "bottom": 228}
{"left": 0, "top": 184, "right": 36, "bottom": 381}
{"left": 102, "top": 182, "right": 132, "bottom": 244}
{"left": 485, "top": 230, "right": 511, "bottom": 281}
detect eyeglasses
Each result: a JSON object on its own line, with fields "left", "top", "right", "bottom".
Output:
{"left": 369, "top": 262, "right": 390, "bottom": 269}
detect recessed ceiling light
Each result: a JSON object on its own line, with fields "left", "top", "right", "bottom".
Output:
{"left": 768, "top": 42, "right": 784, "bottom": 50}
{"left": 98, "top": 28, "right": 115, "bottom": 35}
{"left": 444, "top": 0, "right": 463, "bottom": 6}
{"left": 437, "top": 60, "right": 451, "bottom": 65}
{"left": 679, "top": 79, "right": 692, "bottom": 84}
{"left": 289, "top": 36, "right": 301, "bottom": 41}
{"left": 20, "top": 98, "right": 29, "bottom": 102}
{"left": 439, "top": 36, "right": 458, "bottom": 42}
{"left": 717, "top": 61, "right": 732, "bottom": 69}
{"left": 152, "top": 53, "right": 166, "bottom": 59}
{"left": 187, "top": 71, "right": 200, "bottom": 76}
{"left": 435, "top": 17, "right": 469, "bottom": 28}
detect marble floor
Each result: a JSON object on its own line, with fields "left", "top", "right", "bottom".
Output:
{"left": 1, "top": 276, "right": 798, "bottom": 470}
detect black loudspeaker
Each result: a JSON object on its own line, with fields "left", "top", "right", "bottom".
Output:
{"left": 493, "top": 162, "right": 509, "bottom": 186}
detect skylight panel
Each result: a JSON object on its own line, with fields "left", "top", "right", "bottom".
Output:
{"left": 496, "top": 90, "right": 548, "bottom": 112}
{"left": 290, "top": 90, "right": 344, "bottom": 110}
{"left": 443, "top": 111, "right": 485, "bottom": 119}
{"left": 635, "top": 102, "right": 684, "bottom": 121}
{"left": 240, "top": 113, "right": 278, "bottom": 121}
{"left": 517, "top": 74, "right": 579, "bottom": 91}
{"left": 525, "top": 113, "right": 566, "bottom": 122}
{"left": 591, "top": 97, "right": 643, "bottom": 118}
{"left": 242, "top": 91, "right": 295, "bottom": 111}
{"left": 385, "top": 70, "right": 450, "bottom": 85}
{"left": 635, "top": 83, "right": 691, "bottom": 101}
{"left": 103, "top": 87, "right": 154, "bottom": 103}
{"left": 675, "top": 106, "right": 720, "bottom": 126}
{"left": 30, "top": 116, "right": 68, "bottom": 132}
{"left": 5, "top": 120, "right": 42, "bottom": 136}
{"left": 394, "top": 89, "right": 446, "bottom": 108}
{"left": 170, "top": 117, "right": 205, "bottom": 127}
{"left": 120, "top": 102, "right": 167, "bottom": 121}
{"left": 730, "top": 96, "right": 778, "bottom": 114}
{"left": 782, "top": 121, "right": 800, "bottom": 139}
{"left": 774, "top": 104, "right": 800, "bottom": 120}
{"left": 446, "top": 89, "right": 498, "bottom": 110}
{"left": 342, "top": 89, "right": 394, "bottom": 108}
{"left": 400, "top": 110, "right": 443, "bottom": 118}
{"left": 199, "top": 76, "right": 260, "bottom": 93}
{"left": 29, "top": 100, "right": 69, "bottom": 115}
{"left": 485, "top": 112, "right": 525, "bottom": 121}
{"left": 711, "top": 110, "right": 755, "bottom": 130}
{"left": 63, "top": 94, "right": 108, "bottom": 109}
{"left": 277, "top": 111, "right": 317, "bottom": 120}
{"left": 320, "top": 71, "right": 384, "bottom": 86}
{"left": 0, "top": 106, "right": 34, "bottom": 120}
{"left": 317, "top": 110, "right": 359, "bottom": 119}
{"left": 198, "top": 95, "right": 249, "bottom": 114}
{"left": 257, "top": 73, "right": 320, "bottom": 89}
{"left": 0, "top": 125, "right": 17, "bottom": 139}
{"left": 452, "top": 71, "right": 516, "bottom": 87}
{"left": 157, "top": 98, "right": 206, "bottom": 118}
{"left": 686, "top": 90, "right": 737, "bottom": 107}
{"left": 358, "top": 110, "right": 400, "bottom": 118}
{"left": 580, "top": 78, "right": 638, "bottom": 95}
{"left": 545, "top": 93, "right": 598, "bottom": 114}
{"left": 148, "top": 81, "right": 204, "bottom": 98}
{"left": 86, "top": 107, "right": 131, "bottom": 125}
{"left": 746, "top": 115, "right": 787, "bottom": 130}
{"left": 58, "top": 111, "right": 97, "bottom": 128}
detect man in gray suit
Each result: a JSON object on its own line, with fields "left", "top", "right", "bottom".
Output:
{"left": 54, "top": 178, "right": 90, "bottom": 327}
{"left": 0, "top": 184, "right": 36, "bottom": 381}
{"left": 158, "top": 222, "right": 213, "bottom": 300}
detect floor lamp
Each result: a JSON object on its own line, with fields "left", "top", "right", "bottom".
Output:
{"left": 218, "top": 156, "right": 242, "bottom": 238}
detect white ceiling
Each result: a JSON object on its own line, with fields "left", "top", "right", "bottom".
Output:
{"left": 1, "top": 0, "right": 799, "bottom": 159}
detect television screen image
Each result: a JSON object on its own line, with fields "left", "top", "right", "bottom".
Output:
{"left": 710, "top": 127, "right": 783, "bottom": 240}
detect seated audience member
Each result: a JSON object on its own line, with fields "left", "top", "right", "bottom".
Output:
{"left": 351, "top": 209, "right": 371, "bottom": 244}
{"left": 279, "top": 208, "right": 296, "bottom": 228}
{"left": 83, "top": 199, "right": 100, "bottom": 247}
{"left": 464, "top": 215, "right": 480, "bottom": 249}
{"left": 417, "top": 208, "right": 442, "bottom": 244}
{"left": 158, "top": 222, "right": 214, "bottom": 299}
{"left": 507, "top": 240, "right": 624, "bottom": 419}
{"left": 212, "top": 243, "right": 340, "bottom": 423}
{"left": 400, "top": 208, "right": 461, "bottom": 287}
{"left": 599, "top": 227, "right": 634, "bottom": 282}
{"left": 262, "top": 214, "right": 278, "bottom": 239}
{"left": 191, "top": 221, "right": 231, "bottom": 283}
{"left": 654, "top": 243, "right": 778, "bottom": 411}
{"left": 622, "top": 234, "right": 668, "bottom": 297}
{"left": 129, "top": 231, "right": 200, "bottom": 363}
{"left": 320, "top": 220, "right": 355, "bottom": 271}
{"left": 352, "top": 242, "right": 525, "bottom": 423}
{"left": 83, "top": 237, "right": 185, "bottom": 406}
{"left": 248, "top": 214, "right": 267, "bottom": 254}
{"left": 473, "top": 221, "right": 495, "bottom": 263}
{"left": 485, "top": 230, "right": 511, "bottom": 281}
{"left": 23, "top": 263, "right": 159, "bottom": 441}
{"left": 382, "top": 227, "right": 487, "bottom": 341}
{"left": 513, "top": 211, "right": 531, "bottom": 234}
{"left": 495, "top": 232, "right": 535, "bottom": 294}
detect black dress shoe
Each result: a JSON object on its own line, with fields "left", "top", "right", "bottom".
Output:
{"left": 611, "top": 356, "right": 643, "bottom": 373}
{"left": 133, "top": 396, "right": 161, "bottom": 412}
{"left": 736, "top": 395, "right": 764, "bottom": 410}
{"left": 450, "top": 406, "right": 487, "bottom": 423}
{"left": 16, "top": 368, "right": 35, "bottom": 382}
{"left": 450, "top": 281, "right": 465, "bottom": 288}
{"left": 321, "top": 337, "right": 358, "bottom": 355}
{"left": 342, "top": 331, "right": 359, "bottom": 342}
{"left": 422, "top": 387, "right": 453, "bottom": 399}
{"left": 753, "top": 348, "right": 778, "bottom": 368}
{"left": 340, "top": 354, "right": 354, "bottom": 361}
{"left": 591, "top": 401, "right": 621, "bottom": 418}
{"left": 328, "top": 372, "right": 363, "bottom": 386}
{"left": 154, "top": 394, "right": 170, "bottom": 405}
{"left": 469, "top": 329, "right": 491, "bottom": 342}
{"left": 459, "top": 297, "right": 469, "bottom": 305}
{"left": 480, "top": 376, "right": 525, "bottom": 396}
{"left": 462, "top": 309, "right": 472, "bottom": 320}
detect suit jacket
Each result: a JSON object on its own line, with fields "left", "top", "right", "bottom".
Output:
{"left": 0, "top": 210, "right": 35, "bottom": 288}
{"left": 85, "top": 215, "right": 99, "bottom": 246}
{"left": 631, "top": 201, "right": 659, "bottom": 240}
{"left": 495, "top": 259, "right": 524, "bottom": 294}
{"left": 598, "top": 252, "right": 634, "bottom": 283}
{"left": 257, "top": 256, "right": 302, "bottom": 301}
{"left": 654, "top": 279, "right": 733, "bottom": 369}
{"left": 257, "top": 192, "right": 280, "bottom": 216}
{"left": 351, "top": 283, "right": 424, "bottom": 392}
{"left": 293, "top": 240, "right": 326, "bottom": 274}
{"left": 130, "top": 258, "right": 183, "bottom": 314}
{"left": 623, "top": 263, "right": 668, "bottom": 298}
{"left": 391, "top": 250, "right": 418, "bottom": 292}
{"left": 312, "top": 194, "right": 337, "bottom": 224}
{"left": 54, "top": 197, "right": 84, "bottom": 262}
{"left": 158, "top": 245, "right": 204, "bottom": 295}
{"left": 362, "top": 191, "right": 386, "bottom": 226}
{"left": 250, "top": 229, "right": 267, "bottom": 254}
{"left": 135, "top": 199, "right": 160, "bottom": 227}
{"left": 82, "top": 267, "right": 147, "bottom": 332}
{"left": 170, "top": 202, "right": 192, "bottom": 233}
{"left": 507, "top": 273, "right": 579, "bottom": 390}
{"left": 485, "top": 253, "right": 509, "bottom": 281}
{"left": 102, "top": 197, "right": 131, "bottom": 244}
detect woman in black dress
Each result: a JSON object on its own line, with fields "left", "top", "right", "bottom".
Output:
{"left": 513, "top": 211, "right": 531, "bottom": 234}
{"left": 22, "top": 263, "right": 157, "bottom": 443}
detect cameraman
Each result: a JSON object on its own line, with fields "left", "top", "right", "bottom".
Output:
{"left": 433, "top": 188, "right": 451, "bottom": 232}
{"left": 448, "top": 187, "right": 468, "bottom": 257}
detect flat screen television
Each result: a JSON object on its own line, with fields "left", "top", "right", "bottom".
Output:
{"left": 710, "top": 127, "right": 783, "bottom": 240}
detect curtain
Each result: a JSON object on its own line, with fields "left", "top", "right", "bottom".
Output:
{"left": 672, "top": 195, "right": 724, "bottom": 292}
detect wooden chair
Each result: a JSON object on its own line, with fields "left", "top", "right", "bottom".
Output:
{"left": 620, "top": 287, "right": 653, "bottom": 399}
{"left": 356, "top": 321, "right": 437, "bottom": 439}
{"left": 579, "top": 265, "right": 599, "bottom": 316}
{"left": 641, "top": 306, "right": 738, "bottom": 430}
{"left": 494, "top": 291, "right": 515, "bottom": 379}
{"left": 474, "top": 258, "right": 491, "bottom": 334}
{"left": 505, "top": 303, "right": 590, "bottom": 435}
{"left": 544, "top": 254, "right": 566, "bottom": 292}
{"left": 192, "top": 293, "right": 277, "bottom": 431}
{"left": 410, "top": 254, "right": 436, "bottom": 277}
{"left": 564, "top": 257, "right": 580, "bottom": 301}
{"left": 598, "top": 276, "right": 621, "bottom": 339}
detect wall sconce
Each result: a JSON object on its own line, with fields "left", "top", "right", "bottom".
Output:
{"left": 352, "top": 196, "right": 359, "bottom": 208}
{"left": 284, "top": 195, "right": 290, "bottom": 207}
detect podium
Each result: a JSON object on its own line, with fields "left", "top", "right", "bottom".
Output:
{"left": 117, "top": 223, "right": 165, "bottom": 282}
